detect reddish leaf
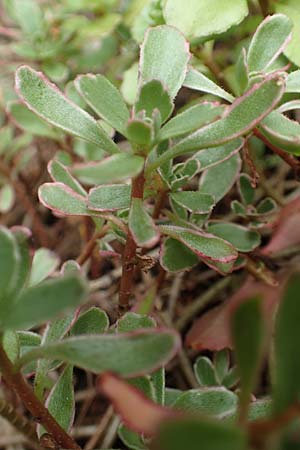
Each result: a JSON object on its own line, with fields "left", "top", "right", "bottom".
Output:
{"left": 98, "top": 372, "right": 177, "bottom": 436}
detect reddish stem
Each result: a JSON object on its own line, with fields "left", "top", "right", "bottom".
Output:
{"left": 0, "top": 342, "right": 80, "bottom": 449}
{"left": 119, "top": 170, "right": 145, "bottom": 309}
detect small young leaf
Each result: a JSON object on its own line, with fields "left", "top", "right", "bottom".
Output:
{"left": 71, "top": 307, "right": 109, "bottom": 335}
{"left": 194, "top": 357, "right": 219, "bottom": 387}
{"left": 19, "top": 329, "right": 180, "bottom": 377}
{"left": 8, "top": 101, "right": 60, "bottom": 139}
{"left": 194, "top": 139, "right": 244, "bottom": 171}
{"left": 199, "top": 154, "right": 241, "bottom": 203}
{"left": 259, "top": 111, "right": 300, "bottom": 155}
{"left": 39, "top": 183, "right": 88, "bottom": 216}
{"left": 173, "top": 387, "right": 238, "bottom": 417}
{"left": 238, "top": 173, "right": 255, "bottom": 205}
{"left": 140, "top": 25, "right": 190, "bottom": 99}
{"left": 42, "top": 365, "right": 74, "bottom": 433}
{"left": 207, "top": 223, "right": 261, "bottom": 252}
{"left": 48, "top": 160, "right": 86, "bottom": 197}
{"left": 148, "top": 74, "right": 285, "bottom": 169}
{"left": 29, "top": 248, "right": 60, "bottom": 286}
{"left": 159, "top": 102, "right": 225, "bottom": 141}
{"left": 129, "top": 199, "right": 160, "bottom": 248}
{"left": 126, "top": 119, "right": 152, "bottom": 146}
{"left": 135, "top": 80, "right": 173, "bottom": 123}
{"left": 15, "top": 66, "right": 119, "bottom": 154}
{"left": 75, "top": 74, "right": 129, "bottom": 134}
{"left": 231, "top": 297, "right": 265, "bottom": 417}
{"left": 183, "top": 69, "right": 234, "bottom": 102}
{"left": 154, "top": 417, "right": 246, "bottom": 450}
{"left": 88, "top": 184, "right": 131, "bottom": 212}
{"left": 72, "top": 154, "right": 144, "bottom": 185}
{"left": 170, "top": 192, "right": 215, "bottom": 214}
{"left": 247, "top": 14, "right": 292, "bottom": 73}
{"left": 160, "top": 238, "right": 199, "bottom": 272}
{"left": 163, "top": 0, "right": 248, "bottom": 42}
{"left": 160, "top": 225, "right": 238, "bottom": 274}
{"left": 273, "top": 273, "right": 300, "bottom": 414}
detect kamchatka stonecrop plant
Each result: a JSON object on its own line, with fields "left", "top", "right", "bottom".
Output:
{"left": 1, "top": 7, "right": 300, "bottom": 450}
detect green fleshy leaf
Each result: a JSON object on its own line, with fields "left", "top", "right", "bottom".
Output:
{"left": 170, "top": 191, "right": 215, "bottom": 214}
{"left": 148, "top": 74, "right": 285, "bottom": 170}
{"left": 8, "top": 101, "right": 60, "bottom": 139}
{"left": 199, "top": 154, "right": 241, "bottom": 203}
{"left": 0, "top": 227, "right": 20, "bottom": 301}
{"left": 183, "top": 69, "right": 234, "bottom": 102}
{"left": 207, "top": 222, "right": 261, "bottom": 252}
{"left": 118, "top": 424, "right": 146, "bottom": 450}
{"left": 256, "top": 197, "right": 277, "bottom": 215}
{"left": 29, "top": 248, "right": 60, "bottom": 286}
{"left": 235, "top": 48, "right": 249, "bottom": 96}
{"left": 160, "top": 225, "right": 238, "bottom": 274}
{"left": 88, "top": 184, "right": 131, "bottom": 212}
{"left": 3, "top": 330, "right": 19, "bottom": 363}
{"left": 75, "top": 74, "right": 129, "bottom": 134}
{"left": 163, "top": 0, "right": 248, "bottom": 42}
{"left": 126, "top": 119, "right": 152, "bottom": 146}
{"left": 41, "top": 365, "right": 74, "bottom": 433}
{"left": 194, "top": 139, "right": 243, "bottom": 171}
{"left": 160, "top": 238, "right": 199, "bottom": 272}
{"left": 15, "top": 66, "right": 119, "bottom": 154}
{"left": 273, "top": 273, "right": 300, "bottom": 414}
{"left": 139, "top": 25, "right": 190, "bottom": 99}
{"left": 72, "top": 154, "right": 144, "bottom": 185}
{"left": 121, "top": 62, "right": 139, "bottom": 105}
{"left": 71, "top": 307, "right": 109, "bottom": 335}
{"left": 214, "top": 350, "right": 230, "bottom": 383}
{"left": 39, "top": 183, "right": 88, "bottom": 216}
{"left": 129, "top": 198, "right": 159, "bottom": 248}
{"left": 247, "top": 14, "right": 292, "bottom": 73}
{"left": 11, "top": 228, "right": 31, "bottom": 295}
{"left": 18, "top": 329, "right": 180, "bottom": 377}
{"left": 238, "top": 173, "right": 255, "bottom": 205}
{"left": 159, "top": 102, "right": 225, "bottom": 141}
{"left": 260, "top": 111, "right": 300, "bottom": 155}
{"left": 173, "top": 387, "right": 238, "bottom": 417}
{"left": 274, "top": 0, "right": 300, "bottom": 67}
{"left": 154, "top": 417, "right": 246, "bottom": 450}
{"left": 3, "top": 275, "right": 86, "bottom": 330}
{"left": 117, "top": 312, "right": 155, "bottom": 333}
{"left": 0, "top": 184, "right": 14, "bottom": 213}
{"left": 286, "top": 70, "right": 300, "bottom": 93}
{"left": 135, "top": 80, "right": 173, "bottom": 123}
{"left": 48, "top": 160, "right": 86, "bottom": 197}
{"left": 194, "top": 357, "right": 219, "bottom": 387}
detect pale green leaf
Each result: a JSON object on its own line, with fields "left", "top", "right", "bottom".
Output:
{"left": 135, "top": 80, "right": 173, "bottom": 123}
{"left": 15, "top": 66, "right": 119, "bottom": 154}
{"left": 160, "top": 237, "right": 199, "bottom": 272}
{"left": 29, "top": 248, "right": 60, "bottom": 286}
{"left": 183, "top": 69, "right": 234, "bottom": 102}
{"left": 3, "top": 275, "right": 87, "bottom": 330}
{"left": 39, "top": 183, "right": 88, "bottom": 216}
{"left": 129, "top": 198, "right": 159, "bottom": 248}
{"left": 274, "top": 0, "right": 300, "bottom": 67}
{"left": 170, "top": 191, "right": 215, "bottom": 214}
{"left": 75, "top": 74, "right": 129, "bottom": 134}
{"left": 199, "top": 154, "right": 241, "bottom": 203}
{"left": 71, "top": 307, "right": 109, "bottom": 335}
{"left": 247, "top": 14, "right": 292, "bottom": 73}
{"left": 0, "top": 184, "right": 15, "bottom": 213}
{"left": 207, "top": 223, "right": 261, "bottom": 252}
{"left": 0, "top": 227, "right": 20, "bottom": 301}
{"left": 260, "top": 111, "right": 300, "bottom": 155}
{"left": 88, "top": 184, "right": 131, "bottom": 212}
{"left": 193, "top": 139, "right": 244, "bottom": 171}
{"left": 194, "top": 357, "right": 219, "bottom": 387}
{"left": 48, "top": 160, "right": 86, "bottom": 197}
{"left": 159, "top": 102, "right": 225, "bottom": 141}
{"left": 18, "top": 329, "right": 180, "bottom": 377}
{"left": 140, "top": 25, "right": 190, "bottom": 99}
{"left": 163, "top": 0, "right": 248, "bottom": 41}
{"left": 72, "top": 154, "right": 144, "bottom": 185}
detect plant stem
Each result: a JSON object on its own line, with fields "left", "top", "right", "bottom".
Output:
{"left": 119, "top": 169, "right": 145, "bottom": 309}
{"left": 76, "top": 225, "right": 109, "bottom": 265}
{"left": 0, "top": 342, "right": 80, "bottom": 450}
{"left": 254, "top": 128, "right": 300, "bottom": 177}
{"left": 258, "top": 0, "right": 269, "bottom": 16}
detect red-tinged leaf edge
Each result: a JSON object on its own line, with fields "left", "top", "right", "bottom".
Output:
{"left": 98, "top": 372, "right": 179, "bottom": 436}
{"left": 38, "top": 182, "right": 89, "bottom": 216}
{"left": 47, "top": 160, "right": 87, "bottom": 197}
{"left": 88, "top": 184, "right": 131, "bottom": 212}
